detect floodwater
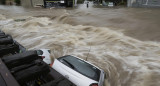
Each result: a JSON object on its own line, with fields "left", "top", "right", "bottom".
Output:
{"left": 0, "top": 5, "right": 160, "bottom": 86}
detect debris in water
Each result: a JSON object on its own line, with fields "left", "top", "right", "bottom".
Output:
{"left": 14, "top": 19, "right": 26, "bottom": 22}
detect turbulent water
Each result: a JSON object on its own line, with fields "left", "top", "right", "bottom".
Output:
{"left": 0, "top": 6, "right": 160, "bottom": 86}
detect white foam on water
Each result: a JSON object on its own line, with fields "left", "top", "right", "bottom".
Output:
{"left": 1, "top": 13, "right": 160, "bottom": 86}
{"left": 0, "top": 14, "right": 6, "bottom": 20}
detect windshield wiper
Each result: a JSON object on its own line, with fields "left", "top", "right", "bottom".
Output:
{"left": 63, "top": 59, "right": 75, "bottom": 69}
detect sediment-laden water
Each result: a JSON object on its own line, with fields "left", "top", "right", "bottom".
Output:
{"left": 0, "top": 6, "right": 160, "bottom": 86}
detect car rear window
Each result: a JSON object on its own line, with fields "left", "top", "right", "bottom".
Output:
{"left": 57, "top": 55, "right": 101, "bottom": 81}
{"left": 37, "top": 50, "right": 43, "bottom": 55}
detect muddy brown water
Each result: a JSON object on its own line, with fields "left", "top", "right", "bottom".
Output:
{"left": 0, "top": 5, "right": 160, "bottom": 86}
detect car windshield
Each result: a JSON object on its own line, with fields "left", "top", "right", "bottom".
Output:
{"left": 57, "top": 55, "right": 101, "bottom": 81}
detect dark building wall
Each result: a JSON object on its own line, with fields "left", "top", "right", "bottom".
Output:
{"left": 0, "top": 0, "right": 6, "bottom": 4}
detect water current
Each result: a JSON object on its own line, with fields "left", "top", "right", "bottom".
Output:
{"left": 0, "top": 5, "right": 160, "bottom": 86}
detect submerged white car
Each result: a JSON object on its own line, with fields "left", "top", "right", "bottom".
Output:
{"left": 108, "top": 2, "right": 114, "bottom": 7}
{"left": 36, "top": 49, "right": 52, "bottom": 64}
{"left": 52, "top": 55, "right": 105, "bottom": 86}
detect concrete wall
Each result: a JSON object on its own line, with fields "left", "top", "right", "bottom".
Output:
{"left": 32, "top": 0, "right": 44, "bottom": 6}
{"left": 6, "top": 0, "right": 15, "bottom": 5}
{"left": 21, "top": 0, "right": 44, "bottom": 7}
{"left": 142, "top": 0, "right": 160, "bottom": 7}
{"left": 128, "top": 0, "right": 160, "bottom": 7}
{"left": 21, "top": 0, "right": 32, "bottom": 7}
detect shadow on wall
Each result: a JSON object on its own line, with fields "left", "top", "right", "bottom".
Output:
{"left": 0, "top": 0, "right": 21, "bottom": 5}
{"left": 0, "top": 0, "right": 6, "bottom": 4}
{"left": 15, "top": 0, "right": 21, "bottom": 5}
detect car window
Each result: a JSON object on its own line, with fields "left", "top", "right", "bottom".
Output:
{"left": 58, "top": 55, "right": 101, "bottom": 81}
{"left": 37, "top": 50, "right": 43, "bottom": 55}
